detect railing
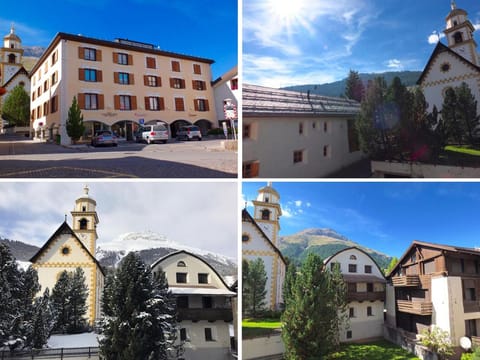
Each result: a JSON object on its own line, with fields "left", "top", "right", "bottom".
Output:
{"left": 464, "top": 300, "right": 480, "bottom": 313}
{"left": 397, "top": 300, "right": 433, "bottom": 315}
{"left": 347, "top": 291, "right": 385, "bottom": 302}
{"left": 0, "top": 347, "right": 99, "bottom": 359}
{"left": 177, "top": 308, "right": 233, "bottom": 322}
{"left": 471, "top": 336, "right": 480, "bottom": 346}
{"left": 391, "top": 275, "right": 420, "bottom": 287}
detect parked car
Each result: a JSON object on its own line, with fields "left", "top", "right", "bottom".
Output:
{"left": 135, "top": 124, "right": 169, "bottom": 144}
{"left": 91, "top": 130, "right": 118, "bottom": 147}
{"left": 176, "top": 125, "right": 202, "bottom": 141}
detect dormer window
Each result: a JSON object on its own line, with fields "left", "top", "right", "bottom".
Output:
{"left": 79, "top": 218, "right": 88, "bottom": 230}
{"left": 261, "top": 209, "right": 270, "bottom": 220}
{"left": 177, "top": 261, "right": 186, "bottom": 267}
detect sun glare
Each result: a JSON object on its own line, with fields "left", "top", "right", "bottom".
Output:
{"left": 266, "top": 0, "right": 310, "bottom": 33}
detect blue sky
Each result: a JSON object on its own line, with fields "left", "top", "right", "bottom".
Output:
{"left": 243, "top": 0, "right": 480, "bottom": 87}
{"left": 1, "top": 0, "right": 237, "bottom": 80}
{"left": 243, "top": 182, "right": 480, "bottom": 259}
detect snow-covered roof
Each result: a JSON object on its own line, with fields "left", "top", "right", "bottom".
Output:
{"left": 169, "top": 287, "right": 236, "bottom": 296}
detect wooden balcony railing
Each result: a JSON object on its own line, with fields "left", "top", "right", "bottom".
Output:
{"left": 392, "top": 275, "right": 420, "bottom": 287}
{"left": 396, "top": 300, "right": 432, "bottom": 315}
{"left": 347, "top": 291, "right": 385, "bottom": 302}
{"left": 177, "top": 308, "right": 233, "bottom": 322}
{"left": 464, "top": 300, "right": 480, "bottom": 313}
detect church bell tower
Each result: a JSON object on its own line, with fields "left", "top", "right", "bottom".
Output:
{"left": 252, "top": 182, "right": 282, "bottom": 245}
{"left": 443, "top": 0, "right": 479, "bottom": 65}
{"left": 71, "top": 185, "right": 99, "bottom": 255}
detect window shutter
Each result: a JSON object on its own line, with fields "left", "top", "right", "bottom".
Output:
{"left": 144, "top": 97, "right": 150, "bottom": 110}
{"left": 129, "top": 74, "right": 134, "bottom": 85}
{"left": 113, "top": 52, "right": 118, "bottom": 63}
{"left": 114, "top": 95, "right": 120, "bottom": 110}
{"left": 157, "top": 76, "right": 162, "bottom": 87}
{"left": 205, "top": 99, "right": 209, "bottom": 111}
{"left": 144, "top": 75, "right": 148, "bottom": 86}
{"left": 251, "top": 162, "right": 260, "bottom": 177}
{"left": 96, "top": 49, "right": 102, "bottom": 62}
{"left": 97, "top": 70, "right": 103, "bottom": 82}
{"left": 159, "top": 97, "right": 165, "bottom": 110}
{"left": 98, "top": 94, "right": 104, "bottom": 109}
{"left": 128, "top": 54, "right": 133, "bottom": 65}
{"left": 192, "top": 80, "right": 196, "bottom": 89}
{"left": 181, "top": 79, "right": 186, "bottom": 88}
{"left": 79, "top": 68, "right": 85, "bottom": 81}
{"left": 114, "top": 72, "right": 119, "bottom": 84}
{"left": 194, "top": 99, "right": 199, "bottom": 111}
{"left": 78, "top": 47, "right": 84, "bottom": 59}
{"left": 169, "top": 78, "right": 174, "bottom": 88}
{"left": 78, "top": 94, "right": 85, "bottom": 109}
{"left": 44, "top": 101, "right": 49, "bottom": 116}
{"left": 131, "top": 96, "right": 137, "bottom": 110}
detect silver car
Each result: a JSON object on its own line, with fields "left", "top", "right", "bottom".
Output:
{"left": 91, "top": 130, "right": 118, "bottom": 147}
{"left": 176, "top": 125, "right": 202, "bottom": 141}
{"left": 135, "top": 124, "right": 169, "bottom": 144}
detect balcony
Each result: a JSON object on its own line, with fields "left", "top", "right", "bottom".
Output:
{"left": 347, "top": 291, "right": 385, "bottom": 302}
{"left": 392, "top": 275, "right": 420, "bottom": 287}
{"left": 464, "top": 300, "right": 480, "bottom": 313}
{"left": 177, "top": 308, "right": 233, "bottom": 322}
{"left": 396, "top": 300, "right": 433, "bottom": 315}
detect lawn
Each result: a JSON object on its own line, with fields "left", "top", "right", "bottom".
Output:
{"left": 325, "top": 340, "right": 420, "bottom": 360}
{"left": 242, "top": 318, "right": 282, "bottom": 338}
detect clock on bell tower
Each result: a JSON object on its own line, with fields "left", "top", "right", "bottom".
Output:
{"left": 71, "top": 185, "right": 99, "bottom": 254}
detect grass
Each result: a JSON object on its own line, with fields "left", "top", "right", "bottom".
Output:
{"left": 445, "top": 145, "right": 480, "bottom": 157}
{"left": 242, "top": 318, "right": 282, "bottom": 338}
{"left": 325, "top": 340, "right": 420, "bottom": 360}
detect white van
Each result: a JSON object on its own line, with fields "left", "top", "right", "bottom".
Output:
{"left": 135, "top": 124, "right": 169, "bottom": 144}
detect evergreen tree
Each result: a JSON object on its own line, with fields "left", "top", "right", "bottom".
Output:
{"left": 455, "top": 82, "right": 479, "bottom": 146}
{"left": 344, "top": 70, "right": 365, "bottom": 102}
{"left": 241, "top": 259, "right": 251, "bottom": 316}
{"left": 283, "top": 259, "right": 296, "bottom": 307}
{"left": 66, "top": 268, "right": 88, "bottom": 333}
{"left": 51, "top": 271, "right": 71, "bottom": 333}
{"left": 1, "top": 85, "right": 30, "bottom": 127}
{"left": 442, "top": 87, "right": 464, "bottom": 145}
{"left": 282, "top": 253, "right": 348, "bottom": 359}
{"left": 28, "top": 288, "right": 56, "bottom": 349}
{"left": 66, "top": 96, "right": 85, "bottom": 144}
{"left": 385, "top": 257, "right": 399, "bottom": 275}
{"left": 243, "top": 258, "right": 267, "bottom": 317}
{"left": 100, "top": 253, "right": 181, "bottom": 360}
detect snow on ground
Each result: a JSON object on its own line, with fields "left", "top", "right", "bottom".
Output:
{"left": 16, "top": 260, "right": 32, "bottom": 271}
{"left": 47, "top": 333, "right": 100, "bottom": 348}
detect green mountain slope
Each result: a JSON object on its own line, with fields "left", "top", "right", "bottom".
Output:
{"left": 279, "top": 228, "right": 392, "bottom": 271}
{"left": 282, "top": 71, "right": 422, "bottom": 98}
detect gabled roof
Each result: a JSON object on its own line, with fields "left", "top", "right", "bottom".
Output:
{"left": 242, "top": 208, "right": 286, "bottom": 266}
{"left": 151, "top": 249, "right": 234, "bottom": 291}
{"left": 417, "top": 41, "right": 480, "bottom": 85}
{"left": 1, "top": 66, "right": 29, "bottom": 89}
{"left": 29, "top": 221, "right": 105, "bottom": 276}
{"left": 386, "top": 239, "right": 480, "bottom": 278}
{"left": 243, "top": 83, "right": 360, "bottom": 117}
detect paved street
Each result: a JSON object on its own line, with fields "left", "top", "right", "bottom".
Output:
{"left": 0, "top": 135, "right": 237, "bottom": 178}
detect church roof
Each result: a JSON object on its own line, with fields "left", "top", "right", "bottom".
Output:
{"left": 243, "top": 83, "right": 360, "bottom": 117}
{"left": 1, "top": 66, "right": 29, "bottom": 89}
{"left": 417, "top": 41, "right": 480, "bottom": 85}
{"left": 29, "top": 221, "right": 105, "bottom": 276}
{"left": 242, "top": 208, "right": 286, "bottom": 266}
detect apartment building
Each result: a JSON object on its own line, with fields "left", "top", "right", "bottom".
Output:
{"left": 386, "top": 241, "right": 480, "bottom": 346}
{"left": 242, "top": 84, "right": 362, "bottom": 178}
{"left": 151, "top": 250, "right": 236, "bottom": 360}
{"left": 30, "top": 33, "right": 216, "bottom": 144}
{"left": 324, "top": 247, "right": 386, "bottom": 342}
{"left": 212, "top": 66, "right": 238, "bottom": 131}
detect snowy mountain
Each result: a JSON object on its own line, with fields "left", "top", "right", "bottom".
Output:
{"left": 96, "top": 231, "right": 237, "bottom": 284}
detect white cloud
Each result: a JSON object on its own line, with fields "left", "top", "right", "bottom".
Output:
{"left": 386, "top": 59, "right": 403, "bottom": 70}
{"left": 294, "top": 200, "right": 302, "bottom": 207}
{"left": 428, "top": 31, "right": 445, "bottom": 44}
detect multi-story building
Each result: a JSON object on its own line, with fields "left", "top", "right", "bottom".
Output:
{"left": 386, "top": 240, "right": 480, "bottom": 346}
{"left": 242, "top": 83, "right": 362, "bottom": 178}
{"left": 29, "top": 33, "right": 217, "bottom": 144}
{"left": 212, "top": 66, "right": 238, "bottom": 131}
{"left": 324, "top": 247, "right": 386, "bottom": 342}
{"left": 151, "top": 250, "right": 236, "bottom": 360}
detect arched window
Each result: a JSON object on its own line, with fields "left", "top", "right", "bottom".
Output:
{"left": 350, "top": 254, "right": 357, "bottom": 260}
{"left": 8, "top": 54, "right": 16, "bottom": 64}
{"left": 261, "top": 209, "right": 270, "bottom": 220}
{"left": 177, "top": 261, "right": 186, "bottom": 267}
{"left": 79, "top": 218, "right": 88, "bottom": 230}
{"left": 454, "top": 31, "right": 463, "bottom": 44}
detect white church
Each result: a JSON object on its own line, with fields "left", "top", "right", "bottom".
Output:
{"left": 418, "top": 1, "right": 480, "bottom": 114}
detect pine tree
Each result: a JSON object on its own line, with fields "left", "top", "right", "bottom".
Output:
{"left": 100, "top": 252, "right": 181, "bottom": 360}
{"left": 28, "top": 288, "right": 56, "bottom": 349}
{"left": 66, "top": 96, "right": 85, "bottom": 144}
{"left": 241, "top": 259, "right": 251, "bottom": 316}
{"left": 66, "top": 268, "right": 88, "bottom": 333}
{"left": 455, "top": 82, "right": 479, "bottom": 146}
{"left": 51, "top": 271, "right": 71, "bottom": 333}
{"left": 344, "top": 70, "right": 364, "bottom": 102}
{"left": 442, "top": 87, "right": 464, "bottom": 145}
{"left": 243, "top": 258, "right": 267, "bottom": 317}
{"left": 1, "top": 85, "right": 30, "bottom": 127}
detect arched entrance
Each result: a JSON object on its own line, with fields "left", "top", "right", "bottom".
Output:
{"left": 170, "top": 119, "right": 191, "bottom": 138}
{"left": 84, "top": 120, "right": 110, "bottom": 140}
{"left": 194, "top": 119, "right": 213, "bottom": 135}
{"left": 111, "top": 120, "right": 138, "bottom": 141}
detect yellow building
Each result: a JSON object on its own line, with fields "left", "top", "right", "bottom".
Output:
{"left": 29, "top": 33, "right": 217, "bottom": 144}
{"left": 30, "top": 186, "right": 105, "bottom": 325}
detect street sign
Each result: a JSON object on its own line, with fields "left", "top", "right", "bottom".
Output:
{"left": 139, "top": 118, "right": 144, "bottom": 125}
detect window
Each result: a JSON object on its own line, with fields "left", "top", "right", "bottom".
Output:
{"left": 37, "top": 87, "right": 42, "bottom": 97}
{"left": 365, "top": 265, "right": 372, "bottom": 273}
{"left": 146, "top": 57, "right": 156, "bottom": 69}
{"left": 367, "top": 283, "right": 374, "bottom": 292}
{"left": 43, "top": 102, "right": 49, "bottom": 116}
{"left": 330, "top": 262, "right": 340, "bottom": 271}
{"left": 202, "top": 296, "right": 213, "bottom": 308}
{"left": 79, "top": 218, "right": 87, "bottom": 230}
{"left": 119, "top": 95, "right": 132, "bottom": 110}
{"left": 299, "top": 122, "right": 304, "bottom": 135}
{"left": 454, "top": 31, "right": 463, "bottom": 44}
{"left": 147, "top": 97, "right": 160, "bottom": 111}
{"left": 51, "top": 51, "right": 58, "bottom": 65}
{"left": 177, "top": 296, "right": 189, "bottom": 308}
{"left": 324, "top": 121, "right": 328, "bottom": 133}
{"left": 261, "top": 209, "right": 270, "bottom": 220}
{"left": 242, "top": 234, "right": 250, "bottom": 242}
{"left": 243, "top": 124, "right": 251, "bottom": 139}
{"left": 231, "top": 78, "right": 238, "bottom": 90}
{"left": 84, "top": 48, "right": 97, "bottom": 61}
{"left": 367, "top": 306, "right": 373, "bottom": 316}
{"left": 175, "top": 97, "right": 185, "bottom": 111}
{"left": 348, "top": 264, "right": 357, "bottom": 273}
{"left": 195, "top": 99, "right": 209, "bottom": 112}
{"left": 346, "top": 330, "right": 352, "bottom": 339}
{"left": 82, "top": 206, "right": 86, "bottom": 212}
{"left": 243, "top": 161, "right": 260, "bottom": 178}
{"left": 193, "top": 80, "right": 206, "bottom": 90}
{"left": 205, "top": 328, "right": 214, "bottom": 342}
{"left": 323, "top": 145, "right": 330, "bottom": 157}
{"left": 348, "top": 282, "right": 356, "bottom": 293}
{"left": 51, "top": 95, "right": 58, "bottom": 113}
{"left": 350, "top": 255, "right": 357, "bottom": 260}
{"left": 171, "top": 78, "right": 185, "bottom": 89}
{"left": 145, "top": 75, "right": 158, "bottom": 87}
{"left": 61, "top": 246, "right": 70, "bottom": 255}
{"left": 176, "top": 272, "right": 187, "bottom": 283}
{"left": 85, "top": 94, "right": 98, "bottom": 110}
{"left": 193, "top": 64, "right": 201, "bottom": 74}
{"left": 349, "top": 307, "right": 355, "bottom": 318}
{"left": 177, "top": 261, "right": 186, "bottom": 267}
{"left": 84, "top": 69, "right": 97, "bottom": 82}
{"left": 51, "top": 72, "right": 58, "bottom": 85}
{"left": 293, "top": 150, "right": 303, "bottom": 163}
{"left": 43, "top": 80, "right": 49, "bottom": 92}
{"left": 198, "top": 273, "right": 209, "bottom": 284}
{"left": 180, "top": 328, "right": 188, "bottom": 341}
{"left": 171, "top": 60, "right": 180, "bottom": 72}
{"left": 8, "top": 53, "right": 15, "bottom": 63}
{"left": 118, "top": 72, "right": 130, "bottom": 84}
{"left": 117, "top": 53, "right": 128, "bottom": 65}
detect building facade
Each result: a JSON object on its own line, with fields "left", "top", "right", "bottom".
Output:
{"left": 418, "top": 2, "right": 480, "bottom": 114}
{"left": 242, "top": 183, "right": 286, "bottom": 310}
{"left": 324, "top": 247, "right": 386, "bottom": 342}
{"left": 212, "top": 66, "right": 238, "bottom": 131}
{"left": 29, "top": 33, "right": 217, "bottom": 144}
{"left": 151, "top": 250, "right": 236, "bottom": 360}
{"left": 29, "top": 186, "right": 104, "bottom": 325}
{"left": 242, "top": 84, "right": 362, "bottom": 178}
{"left": 386, "top": 240, "right": 480, "bottom": 346}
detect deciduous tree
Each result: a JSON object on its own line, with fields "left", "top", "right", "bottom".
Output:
{"left": 1, "top": 85, "right": 30, "bottom": 127}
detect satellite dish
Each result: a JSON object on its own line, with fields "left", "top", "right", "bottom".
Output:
{"left": 460, "top": 336, "right": 472, "bottom": 350}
